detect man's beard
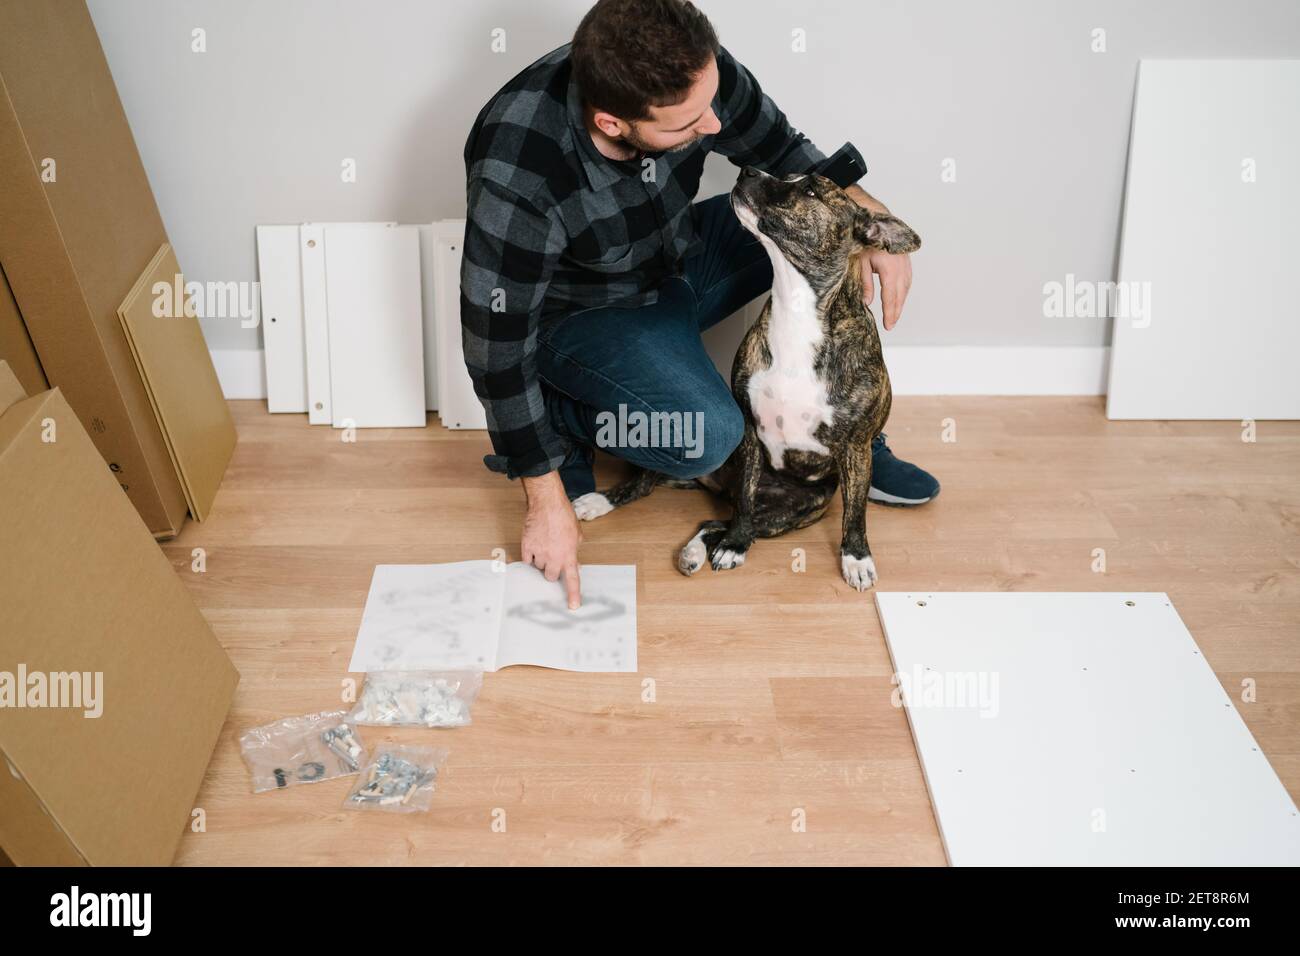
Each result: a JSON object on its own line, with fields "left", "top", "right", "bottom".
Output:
{"left": 623, "top": 124, "right": 701, "bottom": 156}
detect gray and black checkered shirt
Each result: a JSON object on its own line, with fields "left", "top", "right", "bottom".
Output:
{"left": 461, "top": 43, "right": 865, "bottom": 479}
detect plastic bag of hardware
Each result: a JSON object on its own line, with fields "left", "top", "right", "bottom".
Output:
{"left": 349, "top": 671, "right": 483, "bottom": 728}
{"left": 343, "top": 746, "right": 448, "bottom": 813}
{"left": 239, "top": 710, "right": 369, "bottom": 794}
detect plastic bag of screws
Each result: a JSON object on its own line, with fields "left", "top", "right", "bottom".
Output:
{"left": 343, "top": 746, "right": 448, "bottom": 813}
{"left": 238, "top": 711, "right": 369, "bottom": 794}
{"left": 349, "top": 671, "right": 483, "bottom": 728}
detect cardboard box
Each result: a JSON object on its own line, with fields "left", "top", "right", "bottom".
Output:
{"left": 0, "top": 360, "right": 240, "bottom": 865}
{"left": 118, "top": 245, "right": 237, "bottom": 522}
{"left": 0, "top": 263, "right": 46, "bottom": 396}
{"left": 0, "top": 0, "right": 191, "bottom": 537}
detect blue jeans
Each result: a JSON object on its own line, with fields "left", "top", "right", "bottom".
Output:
{"left": 537, "top": 193, "right": 774, "bottom": 498}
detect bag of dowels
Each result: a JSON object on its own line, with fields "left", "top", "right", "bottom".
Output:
{"left": 343, "top": 746, "right": 448, "bottom": 813}
{"left": 239, "top": 710, "right": 369, "bottom": 794}
{"left": 349, "top": 671, "right": 483, "bottom": 728}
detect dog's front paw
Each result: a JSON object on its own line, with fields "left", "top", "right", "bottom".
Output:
{"left": 572, "top": 492, "right": 613, "bottom": 521}
{"left": 711, "top": 547, "right": 747, "bottom": 570}
{"left": 841, "top": 553, "right": 878, "bottom": 591}
{"left": 710, "top": 536, "right": 750, "bottom": 571}
{"left": 677, "top": 533, "right": 708, "bottom": 576}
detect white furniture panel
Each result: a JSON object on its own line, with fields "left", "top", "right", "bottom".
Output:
{"left": 323, "top": 224, "right": 426, "bottom": 428}
{"left": 299, "top": 223, "right": 331, "bottom": 425}
{"left": 431, "top": 219, "right": 486, "bottom": 429}
{"left": 255, "top": 225, "right": 307, "bottom": 413}
{"left": 1108, "top": 60, "right": 1300, "bottom": 419}
{"left": 875, "top": 591, "right": 1300, "bottom": 866}
{"left": 417, "top": 223, "right": 440, "bottom": 412}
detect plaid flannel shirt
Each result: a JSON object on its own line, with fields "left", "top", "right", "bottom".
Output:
{"left": 461, "top": 43, "right": 866, "bottom": 479}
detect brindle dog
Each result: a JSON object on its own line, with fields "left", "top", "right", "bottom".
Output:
{"left": 572, "top": 166, "right": 921, "bottom": 590}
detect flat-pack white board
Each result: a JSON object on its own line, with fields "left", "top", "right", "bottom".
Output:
{"left": 258, "top": 222, "right": 402, "bottom": 418}
{"left": 299, "top": 223, "right": 331, "bottom": 424}
{"left": 431, "top": 220, "right": 487, "bottom": 429}
{"left": 416, "top": 223, "right": 440, "bottom": 412}
{"left": 874, "top": 591, "right": 1300, "bottom": 866}
{"left": 256, "top": 225, "right": 308, "bottom": 413}
{"left": 323, "top": 224, "right": 425, "bottom": 428}
{"left": 348, "top": 561, "right": 636, "bottom": 673}
{"left": 1108, "top": 60, "right": 1300, "bottom": 420}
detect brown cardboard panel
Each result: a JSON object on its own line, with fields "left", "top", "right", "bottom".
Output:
{"left": 0, "top": 1, "right": 188, "bottom": 537}
{"left": 119, "top": 245, "right": 237, "bottom": 522}
{"left": 0, "top": 757, "right": 87, "bottom": 867}
{"left": 117, "top": 255, "right": 199, "bottom": 520}
{"left": 0, "top": 264, "right": 47, "bottom": 395}
{"left": 0, "top": 358, "right": 25, "bottom": 412}
{"left": 0, "top": 2, "right": 175, "bottom": 336}
{"left": 0, "top": 385, "right": 239, "bottom": 865}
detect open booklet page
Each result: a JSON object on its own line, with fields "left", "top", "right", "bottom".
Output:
{"left": 348, "top": 561, "right": 636, "bottom": 673}
{"left": 496, "top": 562, "right": 636, "bottom": 671}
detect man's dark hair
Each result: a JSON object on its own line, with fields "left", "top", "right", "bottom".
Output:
{"left": 571, "top": 0, "right": 720, "bottom": 121}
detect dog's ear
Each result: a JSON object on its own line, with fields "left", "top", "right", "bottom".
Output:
{"left": 853, "top": 209, "right": 921, "bottom": 254}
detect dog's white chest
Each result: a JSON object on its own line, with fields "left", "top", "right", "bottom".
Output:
{"left": 747, "top": 292, "right": 834, "bottom": 471}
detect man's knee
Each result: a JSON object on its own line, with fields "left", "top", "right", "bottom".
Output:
{"left": 656, "top": 395, "right": 744, "bottom": 479}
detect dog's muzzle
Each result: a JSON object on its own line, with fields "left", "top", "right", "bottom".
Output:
{"left": 733, "top": 165, "right": 773, "bottom": 207}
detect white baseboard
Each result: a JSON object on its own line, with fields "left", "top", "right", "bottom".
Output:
{"left": 209, "top": 345, "right": 1110, "bottom": 403}
{"left": 883, "top": 346, "right": 1109, "bottom": 396}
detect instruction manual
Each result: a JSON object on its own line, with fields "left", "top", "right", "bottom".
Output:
{"left": 348, "top": 562, "right": 637, "bottom": 673}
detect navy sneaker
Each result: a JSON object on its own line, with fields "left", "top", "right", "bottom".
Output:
{"left": 869, "top": 433, "right": 940, "bottom": 506}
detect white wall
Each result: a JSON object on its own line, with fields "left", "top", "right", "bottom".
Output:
{"left": 89, "top": 0, "right": 1300, "bottom": 358}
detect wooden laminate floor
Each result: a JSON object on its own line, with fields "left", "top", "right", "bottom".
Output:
{"left": 167, "top": 398, "right": 1300, "bottom": 865}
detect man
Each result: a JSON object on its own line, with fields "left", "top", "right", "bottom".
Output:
{"left": 461, "top": 0, "right": 938, "bottom": 609}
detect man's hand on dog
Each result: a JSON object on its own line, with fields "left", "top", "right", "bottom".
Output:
{"left": 862, "top": 248, "right": 913, "bottom": 331}
{"left": 844, "top": 183, "right": 912, "bottom": 330}
{"left": 521, "top": 471, "right": 583, "bottom": 609}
